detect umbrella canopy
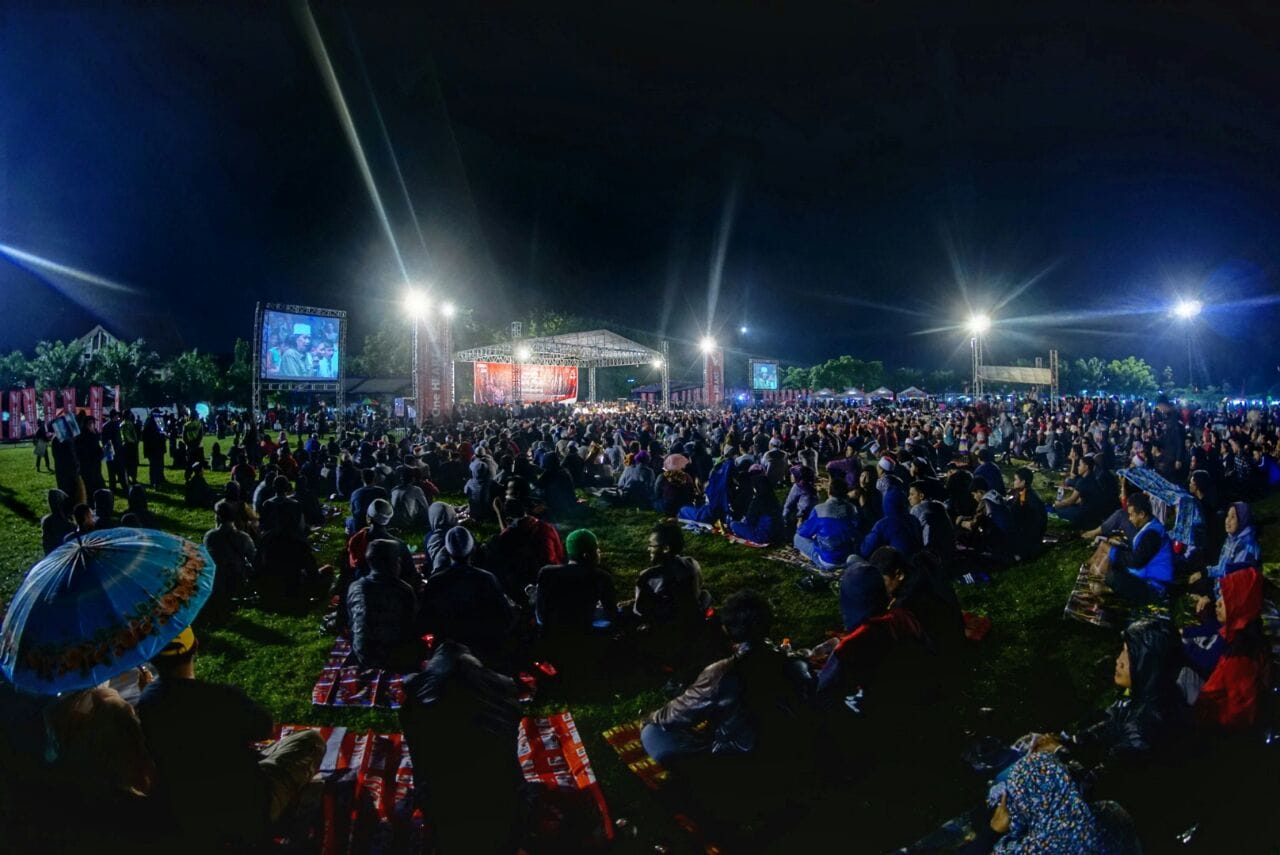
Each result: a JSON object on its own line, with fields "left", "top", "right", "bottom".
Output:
{"left": 1, "top": 528, "right": 213, "bottom": 695}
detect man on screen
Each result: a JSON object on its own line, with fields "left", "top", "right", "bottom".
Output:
{"left": 279, "top": 323, "right": 313, "bottom": 378}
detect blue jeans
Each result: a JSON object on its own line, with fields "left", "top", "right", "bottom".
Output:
{"left": 640, "top": 722, "right": 711, "bottom": 764}
{"left": 793, "top": 533, "right": 843, "bottom": 570}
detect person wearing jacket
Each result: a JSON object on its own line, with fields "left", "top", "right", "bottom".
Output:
{"left": 347, "top": 539, "right": 420, "bottom": 670}
{"left": 463, "top": 459, "right": 495, "bottom": 523}
{"left": 640, "top": 591, "right": 802, "bottom": 764}
{"left": 1188, "top": 501, "right": 1261, "bottom": 593}
{"left": 794, "top": 477, "right": 860, "bottom": 569}
{"left": 1104, "top": 492, "right": 1174, "bottom": 604}
{"left": 1007, "top": 468, "right": 1047, "bottom": 560}
{"left": 345, "top": 469, "right": 387, "bottom": 536}
{"left": 907, "top": 480, "right": 955, "bottom": 565}
{"left": 634, "top": 520, "right": 711, "bottom": 626}
{"left": 616, "top": 450, "right": 656, "bottom": 506}
{"left": 957, "top": 478, "right": 1015, "bottom": 562}
{"left": 728, "top": 470, "right": 784, "bottom": 546}
{"left": 489, "top": 497, "right": 565, "bottom": 597}
{"left": 859, "top": 484, "right": 922, "bottom": 559}
{"left": 1190, "top": 567, "right": 1269, "bottom": 732}
{"left": 782, "top": 465, "right": 818, "bottom": 532}
{"left": 419, "top": 527, "right": 515, "bottom": 661}
{"left": 389, "top": 466, "right": 430, "bottom": 532}
{"left": 677, "top": 453, "right": 733, "bottom": 529}
{"left": 654, "top": 462, "right": 696, "bottom": 517}
{"left": 40, "top": 488, "right": 74, "bottom": 554}
{"left": 333, "top": 451, "right": 362, "bottom": 499}
{"left": 533, "top": 528, "right": 617, "bottom": 639}
{"left": 424, "top": 501, "right": 458, "bottom": 574}
{"left": 398, "top": 642, "right": 524, "bottom": 854}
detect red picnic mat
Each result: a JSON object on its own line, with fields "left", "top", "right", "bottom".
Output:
{"left": 267, "top": 712, "right": 611, "bottom": 854}
{"left": 310, "top": 637, "right": 418, "bottom": 709}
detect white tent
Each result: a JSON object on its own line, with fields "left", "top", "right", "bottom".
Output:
{"left": 897, "top": 386, "right": 927, "bottom": 399}
{"left": 842, "top": 387, "right": 865, "bottom": 399}
{"left": 868, "top": 386, "right": 895, "bottom": 399}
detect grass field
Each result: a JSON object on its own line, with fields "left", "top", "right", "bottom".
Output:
{"left": 3, "top": 437, "right": 1277, "bottom": 852}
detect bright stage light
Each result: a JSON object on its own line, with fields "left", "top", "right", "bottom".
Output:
{"left": 651, "top": 357, "right": 664, "bottom": 368}
{"left": 515, "top": 345, "right": 532, "bottom": 361}
{"left": 404, "top": 289, "right": 428, "bottom": 319}
{"left": 739, "top": 325, "right": 748, "bottom": 335}
{"left": 699, "top": 336, "right": 717, "bottom": 354}
{"left": 441, "top": 301, "right": 457, "bottom": 319}
{"left": 966, "top": 313, "right": 992, "bottom": 336}
{"left": 1173, "top": 299, "right": 1203, "bottom": 320}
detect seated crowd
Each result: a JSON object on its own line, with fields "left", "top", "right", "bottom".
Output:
{"left": 9, "top": 392, "right": 1280, "bottom": 853}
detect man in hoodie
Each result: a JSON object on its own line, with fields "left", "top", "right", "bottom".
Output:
{"left": 859, "top": 484, "right": 922, "bottom": 559}
{"left": 793, "top": 477, "right": 860, "bottom": 570}
{"left": 489, "top": 497, "right": 565, "bottom": 598}
{"left": 424, "top": 502, "right": 458, "bottom": 574}
{"left": 346, "top": 468, "right": 388, "bottom": 536}
{"left": 41, "top": 489, "right": 74, "bottom": 554}
{"left": 389, "top": 465, "right": 430, "bottom": 532}
{"left": 463, "top": 459, "right": 495, "bottom": 522}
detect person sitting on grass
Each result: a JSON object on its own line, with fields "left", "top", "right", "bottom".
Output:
{"left": 424, "top": 501, "right": 458, "bottom": 574}
{"left": 1179, "top": 567, "right": 1269, "bottom": 732}
{"left": 634, "top": 520, "right": 711, "bottom": 627}
{"left": 615, "top": 449, "right": 656, "bottom": 507}
{"left": 533, "top": 528, "right": 617, "bottom": 640}
{"left": 677, "top": 450, "right": 734, "bottom": 529}
{"left": 859, "top": 483, "right": 921, "bottom": 559}
{"left": 183, "top": 461, "right": 217, "bottom": 510}
{"left": 41, "top": 489, "right": 74, "bottom": 554}
{"left": 728, "top": 469, "right": 785, "bottom": 546}
{"left": 203, "top": 499, "right": 257, "bottom": 619}
{"left": 655, "top": 455, "right": 697, "bottom": 516}
{"left": 346, "top": 468, "right": 387, "bottom": 536}
{"left": 793, "top": 476, "right": 860, "bottom": 570}
{"left": 907, "top": 479, "right": 954, "bottom": 565}
{"left": 464, "top": 458, "right": 496, "bottom": 523}
{"left": 1051, "top": 455, "right": 1106, "bottom": 529}
{"left": 1186, "top": 501, "right": 1261, "bottom": 596}
{"left": 347, "top": 539, "right": 421, "bottom": 671}
{"left": 956, "top": 477, "right": 1014, "bottom": 563}
{"left": 1007, "top": 468, "right": 1047, "bottom": 561}
{"left": 640, "top": 590, "right": 803, "bottom": 766}
{"left": 137, "top": 627, "right": 326, "bottom": 848}
{"left": 419, "top": 526, "right": 515, "bottom": 662}
{"left": 63, "top": 502, "right": 96, "bottom": 544}
{"left": 390, "top": 465, "right": 430, "bottom": 532}
{"left": 1102, "top": 492, "right": 1174, "bottom": 605}
{"left": 92, "top": 488, "right": 116, "bottom": 530}
{"left": 488, "top": 496, "right": 565, "bottom": 598}
{"left": 782, "top": 465, "right": 819, "bottom": 533}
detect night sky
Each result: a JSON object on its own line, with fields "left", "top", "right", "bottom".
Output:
{"left": 3, "top": 3, "right": 1280, "bottom": 388}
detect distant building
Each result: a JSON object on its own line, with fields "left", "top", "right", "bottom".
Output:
{"left": 73, "top": 324, "right": 119, "bottom": 363}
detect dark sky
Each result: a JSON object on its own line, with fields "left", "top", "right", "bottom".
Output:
{"left": 3, "top": 3, "right": 1280, "bottom": 388}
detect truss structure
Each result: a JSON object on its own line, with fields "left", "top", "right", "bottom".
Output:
{"left": 454, "top": 329, "right": 667, "bottom": 403}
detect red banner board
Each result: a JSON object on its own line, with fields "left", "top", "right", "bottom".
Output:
{"left": 22, "top": 388, "right": 36, "bottom": 435}
{"left": 113, "top": 385, "right": 122, "bottom": 416}
{"left": 703, "top": 349, "right": 725, "bottom": 405}
{"left": 61, "top": 387, "right": 77, "bottom": 416}
{"left": 473, "top": 362, "right": 578, "bottom": 405}
{"left": 8, "top": 390, "right": 23, "bottom": 438}
{"left": 41, "top": 389, "right": 56, "bottom": 423}
{"left": 413, "top": 315, "right": 454, "bottom": 423}
{"left": 89, "top": 385, "right": 104, "bottom": 432}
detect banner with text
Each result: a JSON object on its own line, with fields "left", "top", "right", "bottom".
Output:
{"left": 89, "top": 386, "right": 104, "bottom": 432}
{"left": 41, "top": 389, "right": 56, "bottom": 422}
{"left": 703, "top": 349, "right": 725, "bottom": 405}
{"left": 473, "top": 362, "right": 578, "bottom": 405}
{"left": 8, "top": 390, "right": 23, "bottom": 439}
{"left": 414, "top": 316, "right": 454, "bottom": 423}
{"left": 23, "top": 388, "right": 36, "bottom": 435}
{"left": 62, "top": 387, "right": 77, "bottom": 416}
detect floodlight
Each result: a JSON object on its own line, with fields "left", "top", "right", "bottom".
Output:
{"left": 515, "top": 345, "right": 532, "bottom": 361}
{"left": 404, "top": 289, "right": 428, "bottom": 319}
{"left": 441, "top": 301, "right": 457, "bottom": 319}
{"left": 1173, "top": 299, "right": 1203, "bottom": 320}
{"left": 699, "top": 336, "right": 717, "bottom": 353}
{"left": 739, "top": 325, "right": 748, "bottom": 335}
{"left": 966, "top": 313, "right": 991, "bottom": 336}
{"left": 651, "top": 357, "right": 664, "bottom": 368}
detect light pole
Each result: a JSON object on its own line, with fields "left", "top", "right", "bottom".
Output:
{"left": 1172, "top": 299, "right": 1202, "bottom": 388}
{"left": 966, "top": 313, "right": 991, "bottom": 398}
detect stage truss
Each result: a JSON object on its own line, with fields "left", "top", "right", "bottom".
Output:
{"left": 252, "top": 302, "right": 347, "bottom": 419}
{"left": 454, "top": 329, "right": 667, "bottom": 404}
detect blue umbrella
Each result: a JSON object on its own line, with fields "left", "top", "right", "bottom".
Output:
{"left": 0, "top": 528, "right": 214, "bottom": 694}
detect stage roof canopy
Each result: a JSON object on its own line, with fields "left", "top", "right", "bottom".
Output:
{"left": 454, "top": 329, "right": 662, "bottom": 368}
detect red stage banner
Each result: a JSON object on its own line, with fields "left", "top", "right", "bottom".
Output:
{"left": 113, "top": 385, "right": 122, "bottom": 416}
{"left": 89, "top": 386, "right": 104, "bottom": 432}
{"left": 703, "top": 349, "right": 725, "bottom": 405}
{"left": 474, "top": 362, "right": 578, "bottom": 405}
{"left": 23, "top": 388, "right": 36, "bottom": 435}
{"left": 41, "top": 389, "right": 56, "bottom": 423}
{"left": 414, "top": 315, "right": 454, "bottom": 423}
{"left": 8, "top": 390, "right": 23, "bottom": 438}
{"left": 61, "top": 387, "right": 77, "bottom": 416}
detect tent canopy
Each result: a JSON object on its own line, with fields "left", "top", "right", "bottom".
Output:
{"left": 898, "top": 386, "right": 927, "bottom": 399}
{"left": 454, "top": 329, "right": 660, "bottom": 368}
{"left": 868, "top": 386, "right": 895, "bottom": 398}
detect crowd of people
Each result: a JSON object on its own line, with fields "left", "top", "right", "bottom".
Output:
{"left": 6, "top": 391, "right": 1280, "bottom": 852}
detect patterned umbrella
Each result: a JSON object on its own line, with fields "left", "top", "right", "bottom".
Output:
{"left": 1, "top": 528, "right": 214, "bottom": 694}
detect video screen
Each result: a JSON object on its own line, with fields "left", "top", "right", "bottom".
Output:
{"left": 259, "top": 309, "right": 343, "bottom": 381}
{"left": 750, "top": 359, "right": 779, "bottom": 391}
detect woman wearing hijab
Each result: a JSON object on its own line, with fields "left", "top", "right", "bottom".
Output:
{"left": 729, "top": 470, "right": 784, "bottom": 546}
{"left": 782, "top": 465, "right": 818, "bottom": 532}
{"left": 654, "top": 455, "right": 695, "bottom": 516}
{"left": 859, "top": 485, "right": 922, "bottom": 559}
{"left": 1196, "top": 502, "right": 1261, "bottom": 587}
{"left": 616, "top": 450, "right": 657, "bottom": 507}
{"left": 1191, "top": 567, "right": 1269, "bottom": 732}
{"left": 977, "top": 753, "right": 1117, "bottom": 854}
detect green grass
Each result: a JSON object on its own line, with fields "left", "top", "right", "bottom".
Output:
{"left": 4, "top": 439, "right": 1278, "bottom": 852}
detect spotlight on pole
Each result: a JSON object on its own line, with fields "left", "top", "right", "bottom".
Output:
{"left": 515, "top": 345, "right": 532, "bottom": 362}
{"left": 699, "top": 336, "right": 717, "bottom": 354}
{"left": 651, "top": 357, "right": 664, "bottom": 368}
{"left": 441, "top": 301, "right": 457, "bottom": 319}
{"left": 404, "top": 289, "right": 428, "bottom": 319}
{"left": 739, "top": 325, "right": 748, "bottom": 335}
{"left": 1173, "top": 298, "right": 1203, "bottom": 320}
{"left": 966, "top": 313, "right": 991, "bottom": 336}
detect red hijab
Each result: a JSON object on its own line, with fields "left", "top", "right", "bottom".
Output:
{"left": 1196, "top": 568, "right": 1268, "bottom": 731}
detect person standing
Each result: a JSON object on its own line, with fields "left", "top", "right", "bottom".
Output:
{"left": 101, "top": 410, "right": 130, "bottom": 494}
{"left": 142, "top": 411, "right": 167, "bottom": 487}
{"left": 121, "top": 411, "right": 141, "bottom": 485}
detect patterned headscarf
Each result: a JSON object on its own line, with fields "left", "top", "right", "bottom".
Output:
{"left": 994, "top": 753, "right": 1101, "bottom": 854}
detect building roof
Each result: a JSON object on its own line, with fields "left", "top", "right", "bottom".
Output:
{"left": 454, "top": 329, "right": 661, "bottom": 368}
